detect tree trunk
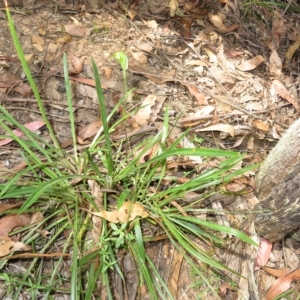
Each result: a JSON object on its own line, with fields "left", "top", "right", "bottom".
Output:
{"left": 254, "top": 119, "right": 300, "bottom": 242}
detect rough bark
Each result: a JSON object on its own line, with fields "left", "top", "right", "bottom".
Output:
{"left": 254, "top": 119, "right": 300, "bottom": 241}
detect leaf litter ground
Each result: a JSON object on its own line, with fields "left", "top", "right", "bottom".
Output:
{"left": 0, "top": 0, "right": 300, "bottom": 299}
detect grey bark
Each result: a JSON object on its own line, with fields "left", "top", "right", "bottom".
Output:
{"left": 254, "top": 119, "right": 300, "bottom": 241}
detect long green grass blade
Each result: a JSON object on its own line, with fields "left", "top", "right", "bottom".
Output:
{"left": 4, "top": 3, "right": 60, "bottom": 148}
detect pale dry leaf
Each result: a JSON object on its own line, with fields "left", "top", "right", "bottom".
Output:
{"left": 219, "top": 283, "right": 236, "bottom": 297}
{"left": 167, "top": 249, "right": 184, "bottom": 298}
{"left": 30, "top": 211, "right": 44, "bottom": 224}
{"left": 209, "top": 65, "right": 235, "bottom": 86}
{"left": 78, "top": 119, "right": 103, "bottom": 141}
{"left": 185, "top": 59, "right": 206, "bottom": 66}
{"left": 0, "top": 120, "right": 45, "bottom": 147}
{"left": 247, "top": 134, "right": 254, "bottom": 150}
{"left": 61, "top": 122, "right": 101, "bottom": 148}
{"left": 88, "top": 180, "right": 103, "bottom": 243}
{"left": 33, "top": 43, "right": 44, "bottom": 52}
{"left": 252, "top": 120, "right": 270, "bottom": 132}
{"left": 38, "top": 26, "right": 46, "bottom": 36}
{"left": 128, "top": 7, "right": 137, "bottom": 20}
{"left": 69, "top": 15, "right": 80, "bottom": 25}
{"left": 169, "top": 0, "right": 178, "bottom": 17}
{"left": 263, "top": 266, "right": 291, "bottom": 278}
{"left": 143, "top": 20, "right": 158, "bottom": 29}
{"left": 266, "top": 268, "right": 300, "bottom": 300}
{"left": 136, "top": 144, "right": 160, "bottom": 164}
{"left": 284, "top": 247, "right": 300, "bottom": 270}
{"left": 136, "top": 43, "right": 153, "bottom": 52}
{"left": 132, "top": 94, "right": 157, "bottom": 128}
{"left": 271, "top": 80, "right": 300, "bottom": 111}
{"left": 196, "top": 124, "right": 235, "bottom": 137}
{"left": 131, "top": 51, "right": 147, "bottom": 64}
{"left": 286, "top": 36, "right": 300, "bottom": 59}
{"left": 244, "top": 101, "right": 264, "bottom": 111}
{"left": 178, "top": 105, "right": 215, "bottom": 127}
{"left": 101, "top": 66, "right": 113, "bottom": 80}
{"left": 203, "top": 47, "right": 218, "bottom": 63}
{"left": 183, "top": 84, "right": 207, "bottom": 105}
{"left": 211, "top": 201, "right": 230, "bottom": 236}
{"left": 37, "top": 229, "right": 51, "bottom": 239}
{"left": 76, "top": 83, "right": 97, "bottom": 101}
{"left": 208, "top": 14, "right": 227, "bottom": 31}
{"left": 64, "top": 24, "right": 91, "bottom": 37}
{"left": 179, "top": 136, "right": 203, "bottom": 169}
{"left": 232, "top": 135, "right": 248, "bottom": 148}
{"left": 0, "top": 71, "right": 33, "bottom": 97}
{"left": 25, "top": 53, "right": 34, "bottom": 64}
{"left": 255, "top": 237, "right": 273, "bottom": 270}
{"left": 236, "top": 55, "right": 265, "bottom": 71}
{"left": 90, "top": 202, "right": 149, "bottom": 223}
{"left": 56, "top": 35, "right": 72, "bottom": 43}
{"left": 0, "top": 214, "right": 33, "bottom": 237}
{"left": 217, "top": 44, "right": 237, "bottom": 74}
{"left": 225, "top": 181, "right": 246, "bottom": 192}
{"left": 69, "top": 55, "right": 83, "bottom": 74}
{"left": 269, "top": 50, "right": 282, "bottom": 78}
{"left": 46, "top": 44, "right": 58, "bottom": 62}
{"left": 183, "top": 0, "right": 198, "bottom": 11}
{"left": 271, "top": 14, "right": 286, "bottom": 48}
{"left": 0, "top": 203, "right": 23, "bottom": 213}
{"left": 0, "top": 236, "right": 31, "bottom": 257}
{"left": 149, "top": 96, "right": 166, "bottom": 123}
{"left": 32, "top": 35, "right": 44, "bottom": 46}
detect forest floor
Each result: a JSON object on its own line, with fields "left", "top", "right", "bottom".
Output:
{"left": 0, "top": 0, "right": 300, "bottom": 299}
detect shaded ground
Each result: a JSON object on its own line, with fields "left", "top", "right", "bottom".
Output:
{"left": 0, "top": 0, "right": 300, "bottom": 299}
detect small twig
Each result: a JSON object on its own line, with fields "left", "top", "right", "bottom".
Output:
{"left": 281, "top": 0, "right": 294, "bottom": 17}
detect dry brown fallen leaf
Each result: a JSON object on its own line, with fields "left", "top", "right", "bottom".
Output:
{"left": 263, "top": 266, "right": 291, "bottom": 278}
{"left": 0, "top": 236, "right": 31, "bottom": 257}
{"left": 56, "top": 34, "right": 72, "bottom": 43}
{"left": 0, "top": 212, "right": 43, "bottom": 257}
{"left": 64, "top": 24, "right": 91, "bottom": 37}
{"left": 269, "top": 50, "right": 282, "bottom": 78}
{"left": 196, "top": 124, "right": 235, "bottom": 137}
{"left": 167, "top": 249, "right": 184, "bottom": 298}
{"left": 69, "top": 55, "right": 83, "bottom": 74}
{"left": 78, "top": 119, "right": 103, "bottom": 141}
{"left": 266, "top": 268, "right": 300, "bottom": 300}
{"left": 236, "top": 55, "right": 265, "bottom": 71}
{"left": 131, "top": 94, "right": 158, "bottom": 129}
{"left": 87, "top": 202, "right": 149, "bottom": 223}
{"left": 183, "top": 84, "right": 208, "bottom": 105}
{"left": 178, "top": 105, "right": 215, "bottom": 127}
{"left": 179, "top": 17, "right": 192, "bottom": 40}
{"left": 88, "top": 180, "right": 103, "bottom": 244}
{"left": 271, "top": 79, "right": 300, "bottom": 111}
{"left": 60, "top": 119, "right": 103, "bottom": 148}
{"left": 0, "top": 202, "right": 23, "bottom": 213}
{"left": 0, "top": 71, "right": 32, "bottom": 97}
{"left": 129, "top": 64, "right": 174, "bottom": 84}
{"left": 208, "top": 14, "right": 227, "bottom": 32}
{"left": 219, "top": 282, "right": 236, "bottom": 297}
{"left": 135, "top": 143, "right": 160, "bottom": 164}
{"left": 0, "top": 120, "right": 45, "bottom": 147}
{"left": 252, "top": 120, "right": 270, "bottom": 133}
{"left": 131, "top": 51, "right": 147, "bottom": 64}
{"left": 255, "top": 237, "right": 272, "bottom": 270}
{"left": 286, "top": 36, "right": 300, "bottom": 59}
